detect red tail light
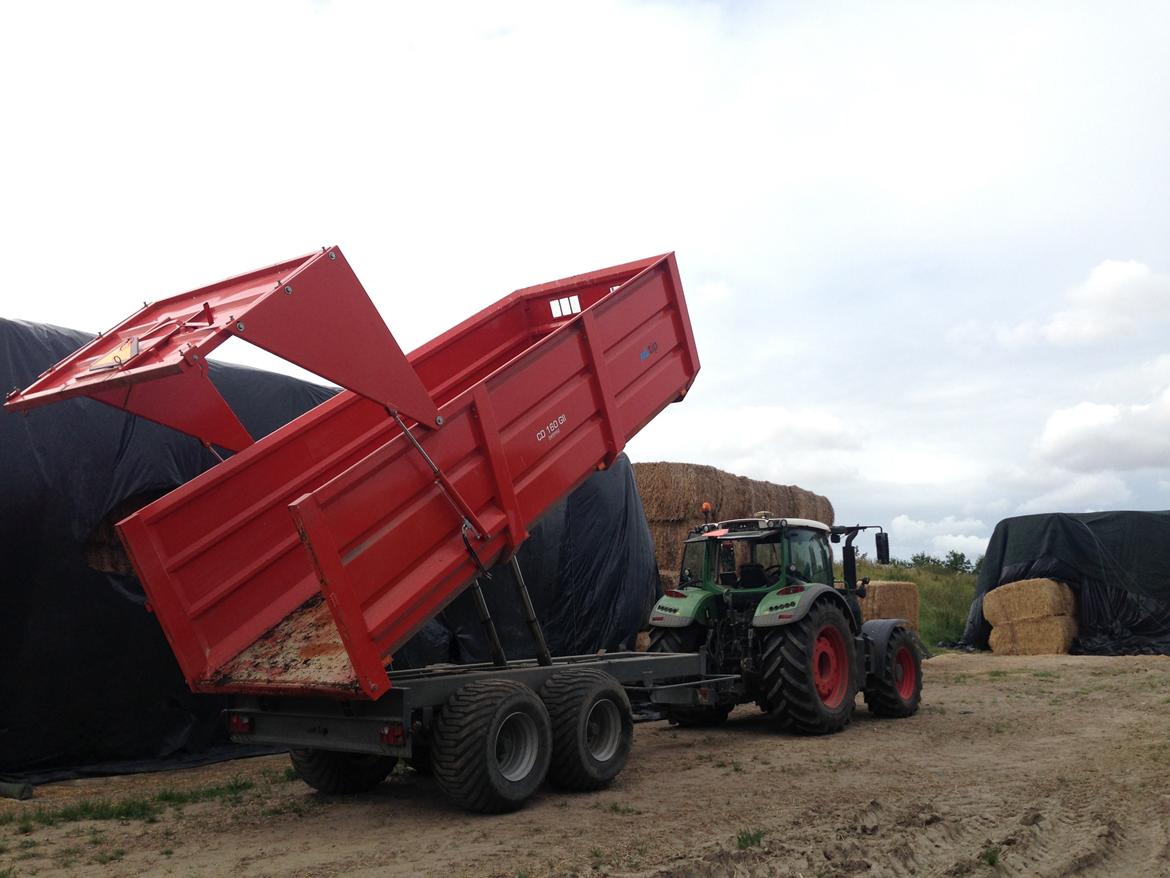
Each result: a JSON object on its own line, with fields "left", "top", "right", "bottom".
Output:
{"left": 777, "top": 585, "right": 805, "bottom": 596}
{"left": 227, "top": 714, "right": 254, "bottom": 734}
{"left": 664, "top": 589, "right": 686, "bottom": 598}
{"left": 379, "top": 724, "right": 406, "bottom": 746}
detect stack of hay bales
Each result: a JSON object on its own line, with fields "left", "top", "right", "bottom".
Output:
{"left": 632, "top": 462, "right": 834, "bottom": 576}
{"left": 859, "top": 581, "right": 920, "bottom": 632}
{"left": 983, "top": 579, "right": 1078, "bottom": 655}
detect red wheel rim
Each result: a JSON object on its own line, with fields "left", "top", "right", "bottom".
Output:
{"left": 812, "top": 625, "right": 849, "bottom": 709}
{"left": 894, "top": 645, "right": 917, "bottom": 700}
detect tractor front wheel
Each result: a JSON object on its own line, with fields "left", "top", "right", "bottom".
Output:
{"left": 761, "top": 601, "right": 858, "bottom": 735}
{"left": 864, "top": 626, "right": 923, "bottom": 718}
{"left": 648, "top": 625, "right": 731, "bottom": 726}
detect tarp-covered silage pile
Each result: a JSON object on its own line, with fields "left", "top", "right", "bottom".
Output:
{"left": 1, "top": 319, "right": 657, "bottom": 780}
{"left": 961, "top": 511, "right": 1170, "bottom": 655}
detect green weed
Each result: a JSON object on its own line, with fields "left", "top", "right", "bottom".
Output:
{"left": 979, "top": 844, "right": 1001, "bottom": 866}
{"left": 736, "top": 828, "right": 765, "bottom": 849}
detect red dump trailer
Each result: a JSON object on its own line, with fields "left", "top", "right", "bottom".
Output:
{"left": 7, "top": 247, "right": 730, "bottom": 812}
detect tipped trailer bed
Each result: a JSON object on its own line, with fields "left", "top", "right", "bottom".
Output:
{"left": 7, "top": 246, "right": 714, "bottom": 811}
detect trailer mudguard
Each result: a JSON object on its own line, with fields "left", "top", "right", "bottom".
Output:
{"left": 752, "top": 582, "right": 857, "bottom": 631}
{"left": 648, "top": 588, "right": 715, "bottom": 628}
{"left": 861, "top": 618, "right": 911, "bottom": 681}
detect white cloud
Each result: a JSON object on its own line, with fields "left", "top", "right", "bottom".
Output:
{"left": 885, "top": 515, "right": 988, "bottom": 560}
{"left": 1001, "top": 261, "right": 1170, "bottom": 347}
{"left": 1036, "top": 390, "right": 1170, "bottom": 471}
{"left": 930, "top": 533, "right": 989, "bottom": 559}
{"left": 1015, "top": 472, "right": 1131, "bottom": 514}
{"left": 1042, "top": 261, "right": 1170, "bottom": 344}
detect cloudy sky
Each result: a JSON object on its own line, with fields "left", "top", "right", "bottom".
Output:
{"left": 3, "top": 1, "right": 1169, "bottom": 561}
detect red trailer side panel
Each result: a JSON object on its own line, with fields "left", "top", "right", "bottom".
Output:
{"left": 115, "top": 253, "right": 696, "bottom": 698}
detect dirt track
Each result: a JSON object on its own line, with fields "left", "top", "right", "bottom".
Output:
{"left": 4, "top": 653, "right": 1170, "bottom": 877}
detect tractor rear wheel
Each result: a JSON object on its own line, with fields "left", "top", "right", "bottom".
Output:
{"left": 431, "top": 679, "right": 552, "bottom": 813}
{"left": 761, "top": 601, "right": 858, "bottom": 735}
{"left": 648, "top": 625, "right": 731, "bottom": 726}
{"left": 288, "top": 749, "right": 396, "bottom": 794}
{"left": 864, "top": 626, "right": 922, "bottom": 718}
{"left": 540, "top": 669, "right": 633, "bottom": 791}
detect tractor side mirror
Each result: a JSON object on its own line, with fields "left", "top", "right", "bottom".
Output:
{"left": 875, "top": 532, "right": 890, "bottom": 565}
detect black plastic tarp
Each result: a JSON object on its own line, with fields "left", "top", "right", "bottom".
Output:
{"left": 960, "top": 511, "right": 1170, "bottom": 655}
{"left": 1, "top": 318, "right": 658, "bottom": 780}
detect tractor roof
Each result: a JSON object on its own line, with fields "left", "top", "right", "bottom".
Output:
{"left": 685, "top": 517, "right": 830, "bottom": 542}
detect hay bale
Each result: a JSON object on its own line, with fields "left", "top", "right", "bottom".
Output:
{"left": 989, "top": 616, "right": 1078, "bottom": 655}
{"left": 859, "top": 581, "right": 920, "bottom": 632}
{"left": 982, "top": 579, "right": 1076, "bottom": 626}
{"left": 633, "top": 462, "right": 834, "bottom": 572}
{"left": 649, "top": 521, "right": 696, "bottom": 575}
{"left": 632, "top": 462, "right": 834, "bottom": 525}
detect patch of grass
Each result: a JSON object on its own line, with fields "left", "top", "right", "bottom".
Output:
{"left": 8, "top": 776, "right": 257, "bottom": 834}
{"left": 736, "top": 828, "right": 765, "bottom": 850}
{"left": 1031, "top": 670, "right": 1058, "bottom": 679}
{"left": 0, "top": 866, "right": 15, "bottom": 878}
{"left": 262, "top": 799, "right": 309, "bottom": 818}
{"left": 91, "top": 848, "right": 126, "bottom": 865}
{"left": 852, "top": 560, "right": 976, "bottom": 646}
{"left": 987, "top": 669, "right": 1009, "bottom": 679}
{"left": 155, "top": 776, "right": 254, "bottom": 807}
{"left": 978, "top": 844, "right": 1001, "bottom": 866}
{"left": 17, "top": 840, "right": 36, "bottom": 850}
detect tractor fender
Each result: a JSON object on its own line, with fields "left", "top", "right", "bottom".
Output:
{"left": 751, "top": 582, "right": 857, "bottom": 632}
{"left": 861, "top": 618, "right": 911, "bottom": 682}
{"left": 648, "top": 588, "right": 715, "bottom": 628}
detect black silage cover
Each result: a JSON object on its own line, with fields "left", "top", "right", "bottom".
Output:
{"left": 0, "top": 318, "right": 658, "bottom": 780}
{"left": 961, "top": 511, "right": 1170, "bottom": 655}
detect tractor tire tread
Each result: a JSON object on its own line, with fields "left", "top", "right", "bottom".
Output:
{"left": 761, "top": 601, "right": 857, "bottom": 735}
{"left": 864, "top": 627, "right": 923, "bottom": 718}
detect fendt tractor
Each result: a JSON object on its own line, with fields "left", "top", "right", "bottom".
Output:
{"left": 648, "top": 511, "right": 922, "bottom": 733}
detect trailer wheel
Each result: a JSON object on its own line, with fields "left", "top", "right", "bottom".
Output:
{"left": 288, "top": 749, "right": 397, "bottom": 794}
{"left": 431, "top": 679, "right": 551, "bottom": 813}
{"left": 761, "top": 601, "right": 858, "bottom": 735}
{"left": 540, "top": 670, "right": 633, "bottom": 791}
{"left": 648, "top": 625, "right": 730, "bottom": 726}
{"left": 864, "top": 626, "right": 922, "bottom": 718}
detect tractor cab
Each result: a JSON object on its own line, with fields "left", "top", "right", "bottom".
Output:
{"left": 648, "top": 508, "right": 916, "bottom": 734}
{"left": 679, "top": 513, "right": 833, "bottom": 594}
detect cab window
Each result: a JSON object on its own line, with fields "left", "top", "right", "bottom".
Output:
{"left": 785, "top": 529, "right": 831, "bottom": 584}
{"left": 680, "top": 540, "right": 706, "bottom": 584}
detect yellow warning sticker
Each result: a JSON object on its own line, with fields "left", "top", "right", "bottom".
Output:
{"left": 87, "top": 337, "right": 140, "bottom": 371}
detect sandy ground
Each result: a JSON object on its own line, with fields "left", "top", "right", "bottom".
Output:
{"left": 4, "top": 652, "right": 1170, "bottom": 878}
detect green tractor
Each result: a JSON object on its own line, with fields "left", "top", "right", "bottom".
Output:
{"left": 648, "top": 512, "right": 921, "bottom": 733}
